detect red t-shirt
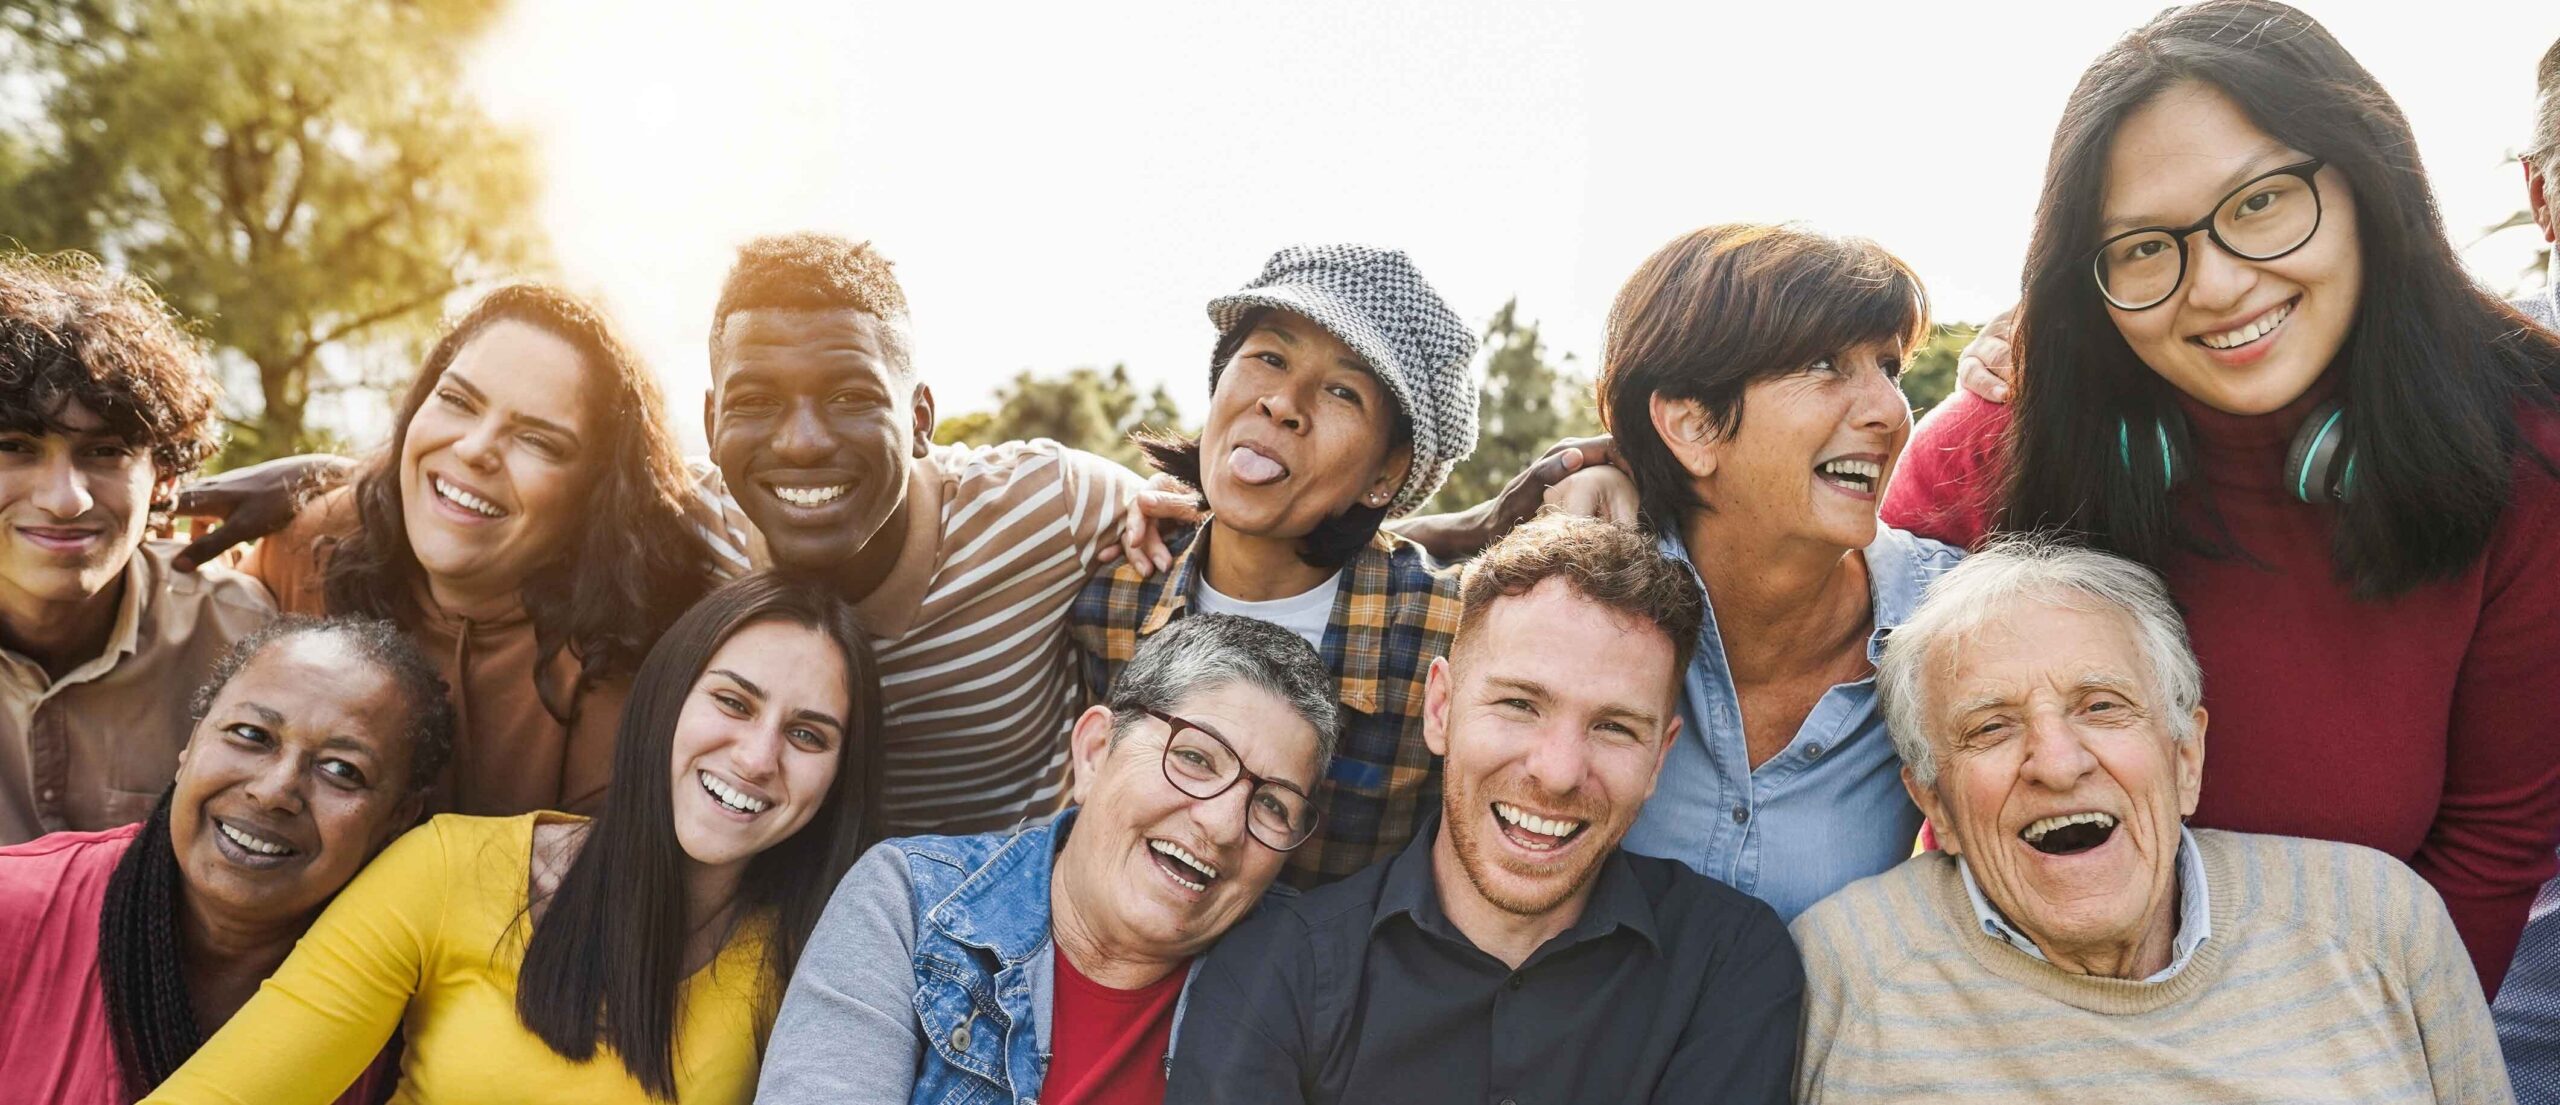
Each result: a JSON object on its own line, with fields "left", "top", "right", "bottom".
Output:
{"left": 1885, "top": 387, "right": 2560, "bottom": 997}
{"left": 1037, "top": 947, "right": 1189, "bottom": 1105}
{"left": 0, "top": 823, "right": 393, "bottom": 1104}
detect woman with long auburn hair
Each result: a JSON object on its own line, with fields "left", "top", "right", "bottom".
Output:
{"left": 1881, "top": 0, "right": 2560, "bottom": 995}
{"left": 241, "top": 283, "right": 721, "bottom": 818}
{"left": 144, "top": 572, "right": 884, "bottom": 1103}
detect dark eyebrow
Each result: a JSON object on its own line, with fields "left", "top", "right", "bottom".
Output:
{"left": 237, "top": 702, "right": 286, "bottom": 727}
{"left": 444, "top": 368, "right": 584, "bottom": 449}
{"left": 319, "top": 735, "right": 380, "bottom": 759}
{"left": 710, "top": 669, "right": 764, "bottom": 698}
{"left": 1484, "top": 675, "right": 1551, "bottom": 700}
{"left": 790, "top": 707, "right": 845, "bottom": 732}
{"left": 1252, "top": 322, "right": 1302, "bottom": 348}
{"left": 2101, "top": 145, "right": 2302, "bottom": 234}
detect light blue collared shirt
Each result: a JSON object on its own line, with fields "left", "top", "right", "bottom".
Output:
{"left": 1621, "top": 524, "right": 1963, "bottom": 921}
{"left": 1957, "top": 826, "right": 2214, "bottom": 984}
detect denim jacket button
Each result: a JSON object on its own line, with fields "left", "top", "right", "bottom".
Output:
{"left": 1731, "top": 805, "right": 1749, "bottom": 824}
{"left": 950, "top": 1024, "right": 972, "bottom": 1051}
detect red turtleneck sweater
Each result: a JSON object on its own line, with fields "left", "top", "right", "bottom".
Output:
{"left": 1884, "top": 384, "right": 2560, "bottom": 997}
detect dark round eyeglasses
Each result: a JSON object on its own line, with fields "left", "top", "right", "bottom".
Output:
{"left": 1143, "top": 707, "right": 1319, "bottom": 852}
{"left": 2089, "top": 157, "right": 2327, "bottom": 311}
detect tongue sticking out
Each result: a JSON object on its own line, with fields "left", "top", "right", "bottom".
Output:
{"left": 1227, "top": 446, "right": 1287, "bottom": 486}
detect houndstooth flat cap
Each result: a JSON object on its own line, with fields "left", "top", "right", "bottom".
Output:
{"left": 1206, "top": 244, "right": 1480, "bottom": 517}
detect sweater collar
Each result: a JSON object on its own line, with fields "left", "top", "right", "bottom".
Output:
{"left": 1956, "top": 826, "right": 2212, "bottom": 983}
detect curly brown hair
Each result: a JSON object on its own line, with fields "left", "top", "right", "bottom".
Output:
{"left": 0, "top": 251, "right": 221, "bottom": 480}
{"left": 1456, "top": 512, "right": 1705, "bottom": 673}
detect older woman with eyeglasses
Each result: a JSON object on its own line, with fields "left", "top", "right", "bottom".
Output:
{"left": 755, "top": 614, "right": 1340, "bottom": 1105}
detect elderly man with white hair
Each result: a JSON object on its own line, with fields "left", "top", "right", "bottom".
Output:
{"left": 1791, "top": 536, "right": 2510, "bottom": 1104}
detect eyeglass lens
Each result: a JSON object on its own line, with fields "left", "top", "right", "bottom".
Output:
{"left": 1162, "top": 723, "right": 1317, "bottom": 849}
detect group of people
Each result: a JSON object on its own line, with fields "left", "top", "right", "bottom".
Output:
{"left": 3, "top": 1, "right": 2559, "bottom": 1101}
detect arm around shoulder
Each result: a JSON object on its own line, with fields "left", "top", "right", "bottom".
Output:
{"left": 754, "top": 842, "right": 924, "bottom": 1105}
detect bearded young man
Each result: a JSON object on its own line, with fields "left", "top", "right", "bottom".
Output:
{"left": 1165, "top": 514, "right": 1800, "bottom": 1105}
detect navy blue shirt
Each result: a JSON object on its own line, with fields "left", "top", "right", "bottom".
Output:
{"left": 1166, "top": 822, "right": 1801, "bottom": 1105}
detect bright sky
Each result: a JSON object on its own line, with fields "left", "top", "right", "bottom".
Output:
{"left": 469, "top": 0, "right": 2557, "bottom": 450}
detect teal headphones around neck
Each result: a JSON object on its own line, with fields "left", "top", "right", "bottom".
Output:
{"left": 2116, "top": 398, "right": 2355, "bottom": 504}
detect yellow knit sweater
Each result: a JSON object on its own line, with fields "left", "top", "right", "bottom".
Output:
{"left": 1791, "top": 829, "right": 2511, "bottom": 1103}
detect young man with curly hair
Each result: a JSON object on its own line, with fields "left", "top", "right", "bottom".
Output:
{"left": 0, "top": 253, "right": 273, "bottom": 844}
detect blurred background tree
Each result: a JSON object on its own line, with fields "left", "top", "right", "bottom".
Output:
{"left": 1423, "top": 298, "right": 1600, "bottom": 513}
{"left": 1899, "top": 322, "right": 1979, "bottom": 415}
{"left": 932, "top": 362, "right": 1183, "bottom": 470}
{"left": 0, "top": 0, "right": 546, "bottom": 465}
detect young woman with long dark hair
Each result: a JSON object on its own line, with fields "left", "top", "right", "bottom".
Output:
{"left": 240, "top": 283, "right": 722, "bottom": 818}
{"left": 0, "top": 615, "right": 454, "bottom": 1104}
{"left": 1881, "top": 0, "right": 2560, "bottom": 995}
{"left": 144, "top": 572, "right": 883, "bottom": 1103}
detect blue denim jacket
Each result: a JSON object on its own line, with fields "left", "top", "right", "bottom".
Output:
{"left": 900, "top": 809, "right": 1201, "bottom": 1105}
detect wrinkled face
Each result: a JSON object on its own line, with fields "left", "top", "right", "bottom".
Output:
{"left": 1907, "top": 599, "right": 2204, "bottom": 959}
{"left": 708, "top": 309, "right": 930, "bottom": 574}
{"left": 1663, "top": 337, "right": 1911, "bottom": 549}
{"left": 1426, "top": 578, "right": 1681, "bottom": 919}
{"left": 0, "top": 400, "right": 160, "bottom": 611}
{"left": 1058, "top": 681, "right": 1321, "bottom": 961}
{"left": 397, "top": 322, "right": 598, "bottom": 605}
{"left": 2100, "top": 81, "right": 2363, "bottom": 416}
{"left": 170, "top": 634, "right": 422, "bottom": 928}
{"left": 1198, "top": 312, "right": 1412, "bottom": 539}
{"left": 668, "top": 619, "right": 851, "bottom": 872}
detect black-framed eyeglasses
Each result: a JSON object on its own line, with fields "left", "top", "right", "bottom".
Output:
{"left": 1143, "top": 707, "right": 1319, "bottom": 852}
{"left": 2089, "top": 158, "right": 2327, "bottom": 311}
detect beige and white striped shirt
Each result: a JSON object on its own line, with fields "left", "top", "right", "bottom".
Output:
{"left": 698, "top": 440, "right": 1138, "bottom": 834}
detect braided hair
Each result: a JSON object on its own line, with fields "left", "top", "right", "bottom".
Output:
{"left": 96, "top": 615, "right": 454, "bottom": 1098}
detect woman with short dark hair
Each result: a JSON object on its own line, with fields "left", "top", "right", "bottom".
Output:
{"left": 144, "top": 572, "right": 884, "bottom": 1103}
{"left": 0, "top": 615, "right": 454, "bottom": 1104}
{"left": 1575, "top": 223, "right": 1962, "bottom": 922}
{"left": 1882, "top": 0, "right": 2560, "bottom": 995}
{"left": 241, "top": 284, "right": 721, "bottom": 818}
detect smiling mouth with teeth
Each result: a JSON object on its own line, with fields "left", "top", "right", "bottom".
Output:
{"left": 432, "top": 475, "right": 507, "bottom": 519}
{"left": 1815, "top": 458, "right": 1883, "bottom": 495}
{"left": 699, "top": 771, "right": 771, "bottom": 816}
{"left": 2020, "top": 811, "right": 2119, "bottom": 856}
{"left": 1148, "top": 839, "right": 1221, "bottom": 893}
{"left": 769, "top": 483, "right": 851, "bottom": 508}
{"left": 2195, "top": 298, "right": 2295, "bottom": 351}
{"left": 215, "top": 818, "right": 298, "bottom": 858}
{"left": 1492, "top": 801, "right": 1589, "bottom": 852}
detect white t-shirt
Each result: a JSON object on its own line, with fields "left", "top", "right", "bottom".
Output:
{"left": 1192, "top": 572, "right": 1340, "bottom": 651}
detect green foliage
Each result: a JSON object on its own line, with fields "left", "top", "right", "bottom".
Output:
{"left": 1423, "top": 299, "right": 1601, "bottom": 514}
{"left": 1900, "top": 323, "right": 1980, "bottom": 415}
{"left": 933, "top": 363, "right": 1180, "bottom": 471}
{"left": 0, "top": 0, "right": 544, "bottom": 464}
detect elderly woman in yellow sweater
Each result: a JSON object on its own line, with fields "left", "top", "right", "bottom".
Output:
{"left": 1791, "top": 537, "right": 2510, "bottom": 1103}
{"left": 144, "top": 571, "right": 884, "bottom": 1104}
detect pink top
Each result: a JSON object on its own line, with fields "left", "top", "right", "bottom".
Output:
{"left": 0, "top": 823, "right": 391, "bottom": 1104}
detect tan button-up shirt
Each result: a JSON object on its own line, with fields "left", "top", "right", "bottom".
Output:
{"left": 0, "top": 542, "right": 276, "bottom": 843}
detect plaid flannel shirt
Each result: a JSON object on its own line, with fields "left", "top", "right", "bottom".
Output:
{"left": 1068, "top": 522, "right": 1461, "bottom": 887}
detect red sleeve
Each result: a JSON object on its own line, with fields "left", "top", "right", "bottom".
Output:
{"left": 1881, "top": 390, "right": 2010, "bottom": 550}
{"left": 2415, "top": 410, "right": 2560, "bottom": 996}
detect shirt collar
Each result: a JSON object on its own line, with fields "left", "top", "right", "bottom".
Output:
{"left": 9, "top": 544, "right": 156, "bottom": 688}
{"left": 1146, "top": 521, "right": 1399, "bottom": 713}
{"left": 1956, "top": 825, "right": 2213, "bottom": 984}
{"left": 1373, "top": 816, "right": 1663, "bottom": 955}
{"left": 1654, "top": 524, "right": 1936, "bottom": 667}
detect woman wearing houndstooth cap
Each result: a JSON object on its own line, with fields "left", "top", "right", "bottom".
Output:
{"left": 1070, "top": 244, "right": 1479, "bottom": 887}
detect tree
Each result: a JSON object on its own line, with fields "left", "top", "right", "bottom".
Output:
{"left": 1899, "top": 322, "right": 1980, "bottom": 416}
{"left": 933, "top": 363, "right": 1181, "bottom": 471}
{"left": 1424, "top": 299, "right": 1601, "bottom": 514}
{"left": 1, "top": 0, "right": 545, "bottom": 462}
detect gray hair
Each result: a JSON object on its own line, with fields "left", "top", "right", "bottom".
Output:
{"left": 2535, "top": 38, "right": 2560, "bottom": 172}
{"left": 1106, "top": 614, "right": 1342, "bottom": 774}
{"left": 1878, "top": 536, "right": 2203, "bottom": 788}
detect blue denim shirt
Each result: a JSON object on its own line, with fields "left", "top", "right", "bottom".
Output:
{"left": 1621, "top": 524, "right": 1963, "bottom": 921}
{"left": 899, "top": 809, "right": 1202, "bottom": 1105}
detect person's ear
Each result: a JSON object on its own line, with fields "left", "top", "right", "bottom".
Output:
{"left": 910, "top": 381, "right": 937, "bottom": 460}
{"left": 1361, "top": 441, "right": 1414, "bottom": 510}
{"left": 702, "top": 387, "right": 717, "bottom": 444}
{"left": 1647, "top": 394, "right": 1721, "bottom": 482}
{"left": 1639, "top": 714, "right": 1682, "bottom": 804}
{"left": 1422, "top": 655, "right": 1453, "bottom": 758}
{"left": 1903, "top": 764, "right": 1959, "bottom": 856}
{"left": 2528, "top": 159, "right": 2556, "bottom": 245}
{"left": 2174, "top": 707, "right": 2208, "bottom": 819}
{"left": 1067, "top": 704, "right": 1117, "bottom": 806}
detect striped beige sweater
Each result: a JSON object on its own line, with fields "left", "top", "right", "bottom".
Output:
{"left": 1791, "top": 829, "right": 2511, "bottom": 1104}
